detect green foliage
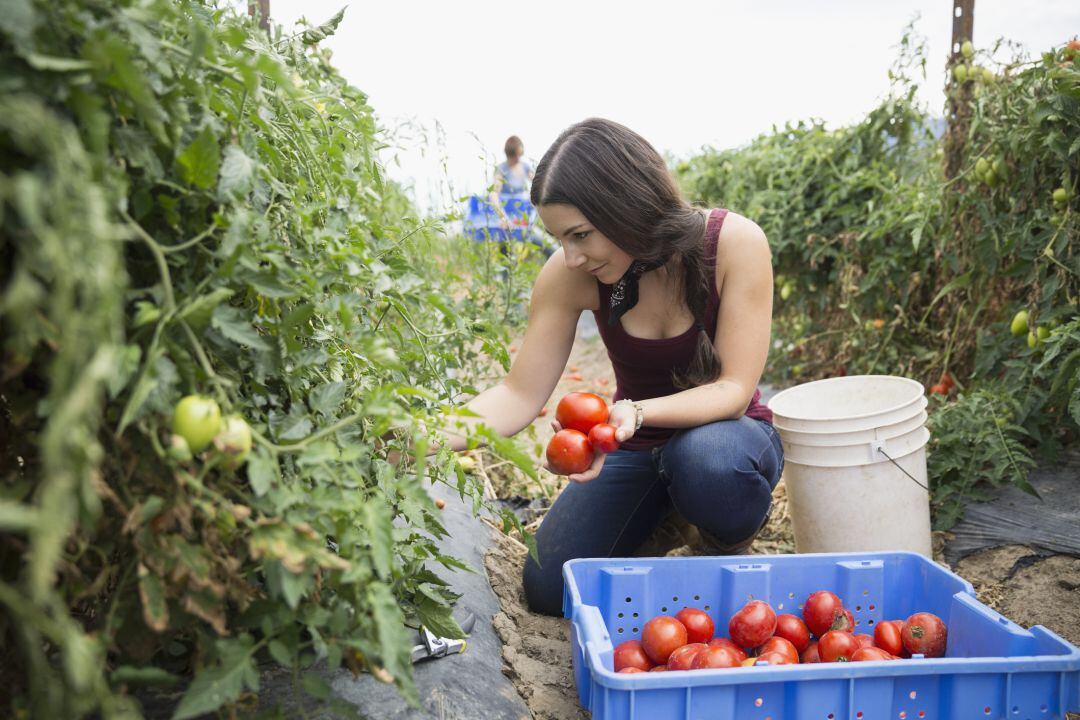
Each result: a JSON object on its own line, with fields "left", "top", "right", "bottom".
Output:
{"left": 0, "top": 1, "right": 536, "bottom": 717}
{"left": 676, "top": 28, "right": 1078, "bottom": 525}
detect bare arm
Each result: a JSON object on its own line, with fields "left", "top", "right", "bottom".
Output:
{"left": 439, "top": 250, "right": 589, "bottom": 450}
{"left": 634, "top": 212, "right": 773, "bottom": 428}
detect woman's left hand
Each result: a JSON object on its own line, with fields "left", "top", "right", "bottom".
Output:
{"left": 607, "top": 401, "right": 639, "bottom": 445}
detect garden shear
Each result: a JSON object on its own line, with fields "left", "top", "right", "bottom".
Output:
{"left": 410, "top": 612, "right": 477, "bottom": 663}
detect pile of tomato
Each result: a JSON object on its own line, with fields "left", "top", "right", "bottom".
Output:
{"left": 545, "top": 392, "right": 620, "bottom": 475}
{"left": 613, "top": 591, "right": 948, "bottom": 673}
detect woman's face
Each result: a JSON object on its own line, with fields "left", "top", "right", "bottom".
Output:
{"left": 537, "top": 203, "right": 634, "bottom": 284}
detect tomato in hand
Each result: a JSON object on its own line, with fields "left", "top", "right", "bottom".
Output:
{"left": 729, "top": 600, "right": 777, "bottom": 649}
{"left": 667, "top": 643, "right": 707, "bottom": 671}
{"left": 691, "top": 645, "right": 742, "bottom": 669}
{"left": 774, "top": 613, "right": 810, "bottom": 653}
{"left": 613, "top": 639, "right": 653, "bottom": 672}
{"left": 756, "top": 636, "right": 800, "bottom": 664}
{"left": 803, "top": 591, "right": 844, "bottom": 636}
{"left": 874, "top": 620, "right": 906, "bottom": 657}
{"left": 819, "top": 630, "right": 861, "bottom": 662}
{"left": 588, "top": 423, "right": 620, "bottom": 454}
{"left": 676, "top": 608, "right": 714, "bottom": 644}
{"left": 801, "top": 640, "right": 821, "bottom": 664}
{"left": 902, "top": 612, "right": 947, "bottom": 657}
{"left": 641, "top": 616, "right": 688, "bottom": 665}
{"left": 545, "top": 429, "right": 593, "bottom": 475}
{"left": 707, "top": 637, "right": 747, "bottom": 662}
{"left": 556, "top": 392, "right": 608, "bottom": 434}
{"left": 851, "top": 646, "right": 894, "bottom": 662}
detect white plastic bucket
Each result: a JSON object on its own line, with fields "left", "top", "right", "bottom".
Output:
{"left": 767, "top": 376, "right": 933, "bottom": 556}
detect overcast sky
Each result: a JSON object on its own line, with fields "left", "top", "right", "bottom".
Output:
{"left": 258, "top": 1, "right": 1079, "bottom": 214}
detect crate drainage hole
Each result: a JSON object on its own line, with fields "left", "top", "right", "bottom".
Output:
{"left": 909, "top": 691, "right": 917, "bottom": 699}
{"left": 755, "top": 698, "right": 763, "bottom": 707}
{"left": 900, "top": 713, "right": 907, "bottom": 719}
{"left": 984, "top": 708, "right": 991, "bottom": 715}
{"left": 625, "top": 597, "right": 632, "bottom": 603}
{"left": 694, "top": 595, "right": 700, "bottom": 601}
{"left": 919, "top": 712, "right": 926, "bottom": 718}
{"left": 618, "top": 613, "right": 624, "bottom": 619}
{"left": 662, "top": 606, "right": 668, "bottom": 613}
{"left": 857, "top": 713, "right": 863, "bottom": 719}
{"left": 869, "top": 604, "right": 876, "bottom": 610}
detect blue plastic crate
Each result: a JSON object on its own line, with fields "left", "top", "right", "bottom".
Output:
{"left": 562, "top": 552, "right": 1080, "bottom": 720}
{"left": 462, "top": 192, "right": 536, "bottom": 243}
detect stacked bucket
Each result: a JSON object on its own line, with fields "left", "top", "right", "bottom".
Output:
{"left": 766, "top": 376, "right": 934, "bottom": 557}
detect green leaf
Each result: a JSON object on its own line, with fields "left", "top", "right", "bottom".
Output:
{"left": 138, "top": 564, "right": 169, "bottom": 633}
{"left": 62, "top": 633, "right": 101, "bottom": 692}
{"left": 178, "top": 287, "right": 235, "bottom": 328}
{"left": 361, "top": 501, "right": 394, "bottom": 580}
{"left": 212, "top": 305, "right": 271, "bottom": 350}
{"left": 24, "top": 53, "right": 93, "bottom": 71}
{"left": 177, "top": 127, "right": 221, "bottom": 190}
{"left": 172, "top": 637, "right": 258, "bottom": 720}
{"left": 246, "top": 448, "right": 277, "bottom": 496}
{"left": 111, "top": 665, "right": 180, "bottom": 687}
{"left": 301, "top": 8, "right": 346, "bottom": 45}
{"left": 270, "top": 408, "right": 313, "bottom": 441}
{"left": 309, "top": 381, "right": 346, "bottom": 414}
{"left": 301, "top": 671, "right": 332, "bottom": 700}
{"left": 218, "top": 145, "right": 255, "bottom": 199}
{"left": 0, "top": 0, "right": 38, "bottom": 46}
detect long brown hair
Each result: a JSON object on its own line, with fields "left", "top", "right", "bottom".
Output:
{"left": 531, "top": 118, "right": 719, "bottom": 389}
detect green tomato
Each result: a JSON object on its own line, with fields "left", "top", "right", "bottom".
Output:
{"left": 214, "top": 415, "right": 253, "bottom": 467}
{"left": 985, "top": 170, "right": 1000, "bottom": 187}
{"left": 981, "top": 67, "right": 995, "bottom": 83}
{"left": 1052, "top": 187, "right": 1070, "bottom": 204}
{"left": 1010, "top": 309, "right": 1029, "bottom": 337}
{"left": 172, "top": 395, "right": 222, "bottom": 453}
{"left": 168, "top": 434, "right": 193, "bottom": 463}
{"left": 953, "top": 64, "right": 969, "bottom": 83}
{"left": 780, "top": 283, "right": 794, "bottom": 301}
{"left": 1036, "top": 325, "right": 1050, "bottom": 342}
{"left": 961, "top": 41, "right": 974, "bottom": 59}
{"left": 991, "top": 158, "right": 1004, "bottom": 178}
{"left": 975, "top": 158, "right": 990, "bottom": 176}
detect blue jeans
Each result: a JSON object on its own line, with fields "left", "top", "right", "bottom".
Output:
{"left": 522, "top": 416, "right": 784, "bottom": 616}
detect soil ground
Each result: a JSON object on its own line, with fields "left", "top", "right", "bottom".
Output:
{"left": 475, "top": 330, "right": 1080, "bottom": 720}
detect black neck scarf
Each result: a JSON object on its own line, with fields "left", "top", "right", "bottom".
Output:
{"left": 607, "top": 258, "right": 667, "bottom": 327}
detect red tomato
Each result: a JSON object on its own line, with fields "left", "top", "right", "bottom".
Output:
{"left": 729, "top": 600, "right": 777, "bottom": 649}
{"left": 555, "top": 392, "right": 608, "bottom": 434}
{"left": 641, "top": 616, "right": 688, "bottom": 665}
{"left": 613, "top": 639, "right": 654, "bottom": 672}
{"left": 618, "top": 667, "right": 645, "bottom": 674}
{"left": 902, "top": 612, "right": 948, "bottom": 658}
{"left": 756, "top": 636, "right": 800, "bottom": 664}
{"left": 818, "top": 630, "right": 861, "bottom": 662}
{"left": 707, "top": 637, "right": 748, "bottom": 662}
{"left": 754, "top": 650, "right": 795, "bottom": 666}
{"left": 676, "top": 608, "right": 715, "bottom": 644}
{"left": 803, "top": 591, "right": 846, "bottom": 637}
{"left": 851, "top": 646, "right": 894, "bottom": 662}
{"left": 667, "top": 643, "right": 708, "bottom": 671}
{"left": 929, "top": 383, "right": 948, "bottom": 395}
{"left": 649, "top": 664, "right": 669, "bottom": 672}
{"left": 854, "top": 633, "right": 875, "bottom": 649}
{"left": 545, "top": 429, "right": 593, "bottom": 475}
{"left": 873, "top": 621, "right": 905, "bottom": 657}
{"left": 835, "top": 608, "right": 855, "bottom": 633}
{"left": 774, "top": 614, "right": 810, "bottom": 653}
{"left": 588, "top": 423, "right": 620, "bottom": 454}
{"left": 801, "top": 640, "right": 821, "bottom": 664}
{"left": 691, "top": 645, "right": 743, "bottom": 669}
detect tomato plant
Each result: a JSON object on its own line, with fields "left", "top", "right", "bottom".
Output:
{"left": 642, "top": 616, "right": 689, "bottom": 665}
{"left": 546, "top": 429, "right": 594, "bottom": 475}
{"left": 728, "top": 600, "right": 777, "bottom": 649}
{"left": 555, "top": 392, "right": 609, "bottom": 434}
{"left": 676, "top": 608, "right": 715, "bottom": 644}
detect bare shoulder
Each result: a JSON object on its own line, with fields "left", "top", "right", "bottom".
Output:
{"left": 532, "top": 248, "right": 599, "bottom": 313}
{"left": 714, "top": 211, "right": 772, "bottom": 284}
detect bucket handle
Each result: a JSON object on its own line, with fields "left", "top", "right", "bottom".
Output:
{"left": 873, "top": 442, "right": 930, "bottom": 492}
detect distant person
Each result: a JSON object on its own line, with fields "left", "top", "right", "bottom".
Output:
{"left": 489, "top": 135, "right": 535, "bottom": 230}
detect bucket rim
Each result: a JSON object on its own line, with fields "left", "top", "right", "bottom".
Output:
{"left": 767, "top": 375, "right": 926, "bottom": 423}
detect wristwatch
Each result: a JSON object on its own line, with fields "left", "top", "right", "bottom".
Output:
{"left": 614, "top": 399, "right": 645, "bottom": 431}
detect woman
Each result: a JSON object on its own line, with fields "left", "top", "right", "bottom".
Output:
{"left": 439, "top": 118, "right": 783, "bottom": 616}
{"left": 489, "top": 135, "right": 535, "bottom": 232}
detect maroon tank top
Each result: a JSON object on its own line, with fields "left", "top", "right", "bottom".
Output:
{"left": 593, "top": 208, "right": 774, "bottom": 450}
